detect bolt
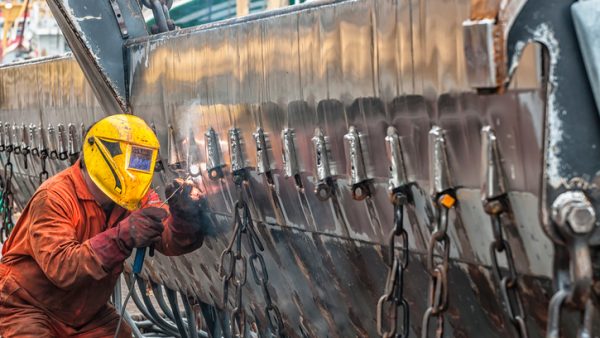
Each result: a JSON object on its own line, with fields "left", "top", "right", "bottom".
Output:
{"left": 567, "top": 202, "right": 596, "bottom": 234}
{"left": 552, "top": 191, "right": 597, "bottom": 234}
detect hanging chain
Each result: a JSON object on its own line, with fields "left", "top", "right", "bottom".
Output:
{"left": 0, "top": 151, "right": 15, "bottom": 243}
{"left": 546, "top": 190, "right": 598, "bottom": 338}
{"left": 220, "top": 179, "right": 285, "bottom": 337}
{"left": 421, "top": 193, "right": 455, "bottom": 338}
{"left": 38, "top": 148, "right": 49, "bottom": 184}
{"left": 377, "top": 191, "right": 410, "bottom": 338}
{"left": 485, "top": 199, "right": 529, "bottom": 338}
{"left": 139, "top": 0, "right": 175, "bottom": 33}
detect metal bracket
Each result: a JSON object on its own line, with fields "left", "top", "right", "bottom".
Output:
{"left": 186, "top": 129, "right": 202, "bottom": 177}
{"left": 20, "top": 124, "right": 30, "bottom": 154}
{"left": 480, "top": 126, "right": 508, "bottom": 204}
{"left": 253, "top": 127, "right": 272, "bottom": 176}
{"left": 109, "top": 0, "right": 129, "bottom": 38}
{"left": 228, "top": 127, "right": 248, "bottom": 183}
{"left": 68, "top": 124, "right": 80, "bottom": 157}
{"left": 281, "top": 128, "right": 300, "bottom": 179}
{"left": 167, "top": 124, "right": 184, "bottom": 171}
{"left": 57, "top": 124, "right": 68, "bottom": 161}
{"left": 385, "top": 126, "right": 412, "bottom": 194}
{"left": 29, "top": 124, "right": 39, "bottom": 156}
{"left": 428, "top": 126, "right": 453, "bottom": 197}
{"left": 11, "top": 124, "right": 20, "bottom": 154}
{"left": 205, "top": 127, "right": 225, "bottom": 180}
{"left": 344, "top": 126, "right": 371, "bottom": 201}
{"left": 47, "top": 124, "right": 58, "bottom": 160}
{"left": 0, "top": 122, "right": 5, "bottom": 152}
{"left": 312, "top": 127, "right": 334, "bottom": 201}
{"left": 463, "top": 19, "right": 499, "bottom": 89}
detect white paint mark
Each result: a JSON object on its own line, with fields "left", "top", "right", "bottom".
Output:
{"left": 75, "top": 15, "right": 102, "bottom": 21}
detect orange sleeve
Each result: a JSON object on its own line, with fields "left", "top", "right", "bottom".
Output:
{"left": 27, "top": 190, "right": 108, "bottom": 289}
{"left": 142, "top": 189, "right": 204, "bottom": 256}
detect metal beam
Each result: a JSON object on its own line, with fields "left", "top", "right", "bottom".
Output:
{"left": 45, "top": 0, "right": 149, "bottom": 114}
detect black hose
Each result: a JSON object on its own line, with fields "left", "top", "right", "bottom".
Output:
{"left": 199, "top": 302, "right": 222, "bottom": 338}
{"left": 151, "top": 281, "right": 176, "bottom": 321}
{"left": 135, "top": 277, "right": 182, "bottom": 337}
{"left": 182, "top": 296, "right": 199, "bottom": 338}
{"left": 165, "top": 287, "right": 189, "bottom": 338}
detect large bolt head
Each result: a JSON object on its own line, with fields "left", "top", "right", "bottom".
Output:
{"left": 552, "top": 191, "right": 597, "bottom": 234}
{"left": 568, "top": 203, "right": 596, "bottom": 234}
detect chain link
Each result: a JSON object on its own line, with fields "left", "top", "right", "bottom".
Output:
{"left": 377, "top": 191, "right": 410, "bottom": 338}
{"left": 0, "top": 151, "right": 15, "bottom": 243}
{"left": 546, "top": 243, "right": 595, "bottom": 338}
{"left": 421, "top": 193, "right": 454, "bottom": 338}
{"left": 220, "top": 179, "right": 285, "bottom": 337}
{"left": 486, "top": 203, "right": 529, "bottom": 338}
{"left": 38, "top": 149, "right": 49, "bottom": 184}
{"left": 139, "top": 0, "right": 175, "bottom": 33}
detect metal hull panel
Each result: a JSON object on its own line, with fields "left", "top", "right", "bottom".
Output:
{"left": 0, "top": 0, "right": 557, "bottom": 336}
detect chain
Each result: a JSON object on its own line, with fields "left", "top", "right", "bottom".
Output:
{"left": 220, "top": 179, "right": 285, "bottom": 337}
{"left": 139, "top": 0, "right": 175, "bottom": 33}
{"left": 38, "top": 149, "right": 49, "bottom": 184}
{"left": 484, "top": 199, "right": 529, "bottom": 338}
{"left": 545, "top": 191, "right": 598, "bottom": 338}
{"left": 377, "top": 191, "right": 410, "bottom": 338}
{"left": 421, "top": 193, "right": 455, "bottom": 338}
{"left": 0, "top": 151, "right": 14, "bottom": 243}
{"left": 546, "top": 244, "right": 595, "bottom": 338}
{"left": 546, "top": 249, "right": 595, "bottom": 338}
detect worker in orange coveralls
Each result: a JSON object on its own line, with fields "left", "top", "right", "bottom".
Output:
{"left": 0, "top": 114, "right": 213, "bottom": 337}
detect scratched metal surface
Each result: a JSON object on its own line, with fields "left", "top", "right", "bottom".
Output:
{"left": 0, "top": 0, "right": 564, "bottom": 336}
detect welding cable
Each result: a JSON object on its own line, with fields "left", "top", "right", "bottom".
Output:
{"left": 114, "top": 273, "right": 137, "bottom": 338}
{"left": 124, "top": 310, "right": 145, "bottom": 338}
{"left": 115, "top": 180, "right": 190, "bottom": 338}
{"left": 165, "top": 287, "right": 190, "bottom": 338}
{"left": 199, "top": 301, "right": 224, "bottom": 337}
{"left": 136, "top": 277, "right": 182, "bottom": 336}
{"left": 182, "top": 295, "right": 200, "bottom": 338}
{"left": 115, "top": 274, "right": 179, "bottom": 338}
{"left": 152, "top": 281, "right": 176, "bottom": 322}
{"left": 126, "top": 275, "right": 181, "bottom": 337}
{"left": 179, "top": 295, "right": 210, "bottom": 338}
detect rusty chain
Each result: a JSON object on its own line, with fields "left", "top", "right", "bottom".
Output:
{"left": 421, "top": 193, "right": 454, "bottom": 338}
{"left": 377, "top": 191, "right": 410, "bottom": 338}
{"left": 485, "top": 199, "right": 529, "bottom": 338}
{"left": 545, "top": 191, "right": 598, "bottom": 338}
{"left": 0, "top": 150, "right": 15, "bottom": 243}
{"left": 546, "top": 247, "right": 595, "bottom": 338}
{"left": 220, "top": 179, "right": 285, "bottom": 337}
{"left": 38, "top": 148, "right": 49, "bottom": 184}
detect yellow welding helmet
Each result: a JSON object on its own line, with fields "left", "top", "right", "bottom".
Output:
{"left": 82, "top": 114, "right": 159, "bottom": 211}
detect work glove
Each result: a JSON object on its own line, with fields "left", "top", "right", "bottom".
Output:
{"left": 165, "top": 179, "right": 215, "bottom": 236}
{"left": 117, "top": 207, "right": 167, "bottom": 250}
{"left": 89, "top": 207, "right": 167, "bottom": 270}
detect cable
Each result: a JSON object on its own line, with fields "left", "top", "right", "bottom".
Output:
{"left": 114, "top": 178, "right": 191, "bottom": 337}
{"left": 115, "top": 273, "right": 137, "bottom": 338}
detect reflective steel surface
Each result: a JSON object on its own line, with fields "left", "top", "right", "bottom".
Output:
{"left": 0, "top": 0, "right": 561, "bottom": 336}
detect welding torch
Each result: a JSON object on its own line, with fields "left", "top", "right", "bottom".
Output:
{"left": 131, "top": 177, "right": 190, "bottom": 274}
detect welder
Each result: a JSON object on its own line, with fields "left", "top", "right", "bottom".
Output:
{"left": 0, "top": 114, "right": 212, "bottom": 337}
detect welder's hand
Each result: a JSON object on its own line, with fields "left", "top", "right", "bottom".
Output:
{"left": 165, "top": 179, "right": 214, "bottom": 236}
{"left": 89, "top": 207, "right": 167, "bottom": 270}
{"left": 165, "top": 179, "right": 203, "bottom": 221}
{"left": 117, "top": 207, "right": 167, "bottom": 249}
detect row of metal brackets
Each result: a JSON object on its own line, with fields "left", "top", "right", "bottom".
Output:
{"left": 0, "top": 120, "right": 508, "bottom": 208}
{"left": 0, "top": 122, "right": 85, "bottom": 164}
{"left": 166, "top": 123, "right": 506, "bottom": 206}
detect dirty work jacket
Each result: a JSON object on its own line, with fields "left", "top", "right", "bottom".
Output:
{"left": 0, "top": 160, "right": 203, "bottom": 328}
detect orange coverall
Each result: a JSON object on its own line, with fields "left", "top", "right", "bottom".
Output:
{"left": 0, "top": 161, "right": 204, "bottom": 337}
